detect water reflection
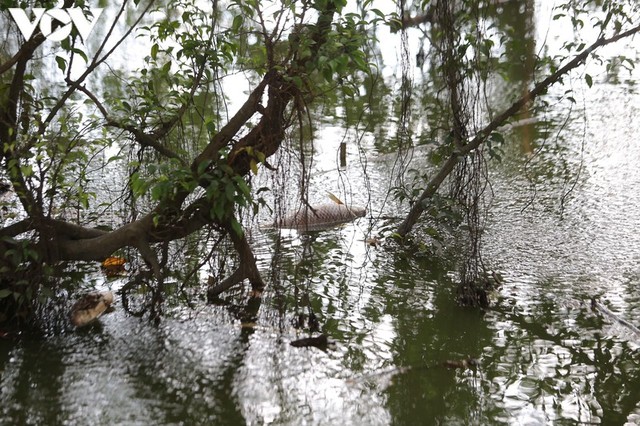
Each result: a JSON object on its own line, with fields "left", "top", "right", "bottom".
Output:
{"left": 3, "top": 1, "right": 640, "bottom": 425}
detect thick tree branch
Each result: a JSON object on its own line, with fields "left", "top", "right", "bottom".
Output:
{"left": 0, "top": 33, "right": 46, "bottom": 75}
{"left": 55, "top": 215, "right": 155, "bottom": 261}
{"left": 0, "top": 218, "right": 36, "bottom": 238}
{"left": 0, "top": 35, "right": 46, "bottom": 216}
{"left": 192, "top": 70, "right": 273, "bottom": 169}
{"left": 206, "top": 223, "right": 264, "bottom": 300}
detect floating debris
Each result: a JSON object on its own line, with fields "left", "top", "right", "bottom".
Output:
{"left": 101, "top": 256, "right": 127, "bottom": 277}
{"left": 290, "top": 334, "right": 331, "bottom": 349}
{"left": 70, "top": 291, "right": 114, "bottom": 327}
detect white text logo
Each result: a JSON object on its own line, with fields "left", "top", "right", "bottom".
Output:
{"left": 9, "top": 7, "right": 104, "bottom": 42}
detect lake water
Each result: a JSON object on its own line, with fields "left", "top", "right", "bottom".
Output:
{"left": 2, "top": 1, "right": 640, "bottom": 425}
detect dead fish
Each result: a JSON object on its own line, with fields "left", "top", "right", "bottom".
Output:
{"left": 273, "top": 203, "right": 366, "bottom": 231}
{"left": 70, "top": 291, "right": 114, "bottom": 327}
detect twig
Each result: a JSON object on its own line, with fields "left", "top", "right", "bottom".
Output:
{"left": 74, "top": 83, "right": 185, "bottom": 163}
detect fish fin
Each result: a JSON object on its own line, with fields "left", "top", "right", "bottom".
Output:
{"left": 327, "top": 192, "right": 344, "bottom": 205}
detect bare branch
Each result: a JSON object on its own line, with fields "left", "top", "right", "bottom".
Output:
{"left": 397, "top": 23, "right": 640, "bottom": 236}
{"left": 38, "top": 0, "right": 156, "bottom": 135}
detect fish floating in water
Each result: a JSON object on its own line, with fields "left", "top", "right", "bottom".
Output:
{"left": 70, "top": 291, "right": 114, "bottom": 327}
{"left": 273, "top": 202, "right": 366, "bottom": 231}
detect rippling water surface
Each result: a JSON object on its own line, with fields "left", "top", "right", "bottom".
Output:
{"left": 3, "top": 3, "right": 640, "bottom": 425}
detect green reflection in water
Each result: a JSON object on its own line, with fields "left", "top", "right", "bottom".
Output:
{"left": 3, "top": 1, "right": 640, "bottom": 425}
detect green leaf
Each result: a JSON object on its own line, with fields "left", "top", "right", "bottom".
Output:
{"left": 351, "top": 53, "right": 368, "bottom": 71}
{"left": 20, "top": 164, "right": 33, "bottom": 177}
{"left": 585, "top": 73, "right": 593, "bottom": 88}
{"left": 232, "top": 14, "right": 243, "bottom": 31}
{"left": 233, "top": 176, "right": 250, "bottom": 196}
{"left": 71, "top": 47, "right": 88, "bottom": 63}
{"left": 322, "top": 66, "right": 333, "bottom": 82}
{"left": 0, "top": 289, "right": 12, "bottom": 299}
{"left": 197, "top": 159, "right": 211, "bottom": 175}
{"left": 212, "top": 200, "right": 225, "bottom": 220}
{"left": 490, "top": 132, "right": 504, "bottom": 143}
{"left": 230, "top": 218, "right": 244, "bottom": 237}
{"left": 370, "top": 8, "right": 386, "bottom": 19}
{"left": 225, "top": 182, "right": 235, "bottom": 202}
{"left": 55, "top": 56, "right": 67, "bottom": 72}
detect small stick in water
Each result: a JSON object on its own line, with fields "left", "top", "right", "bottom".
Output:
{"left": 339, "top": 142, "right": 347, "bottom": 168}
{"left": 290, "top": 334, "right": 330, "bottom": 349}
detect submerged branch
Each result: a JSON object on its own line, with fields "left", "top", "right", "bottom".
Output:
{"left": 206, "top": 220, "right": 265, "bottom": 300}
{"left": 591, "top": 298, "right": 640, "bottom": 337}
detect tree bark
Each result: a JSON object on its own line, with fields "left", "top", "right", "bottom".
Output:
{"left": 0, "top": 1, "right": 343, "bottom": 301}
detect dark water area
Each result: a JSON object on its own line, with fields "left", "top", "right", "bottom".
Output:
{"left": 2, "top": 1, "right": 640, "bottom": 425}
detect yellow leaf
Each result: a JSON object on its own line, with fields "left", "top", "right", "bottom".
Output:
{"left": 101, "top": 256, "right": 127, "bottom": 277}
{"left": 102, "top": 256, "right": 126, "bottom": 267}
{"left": 250, "top": 159, "right": 258, "bottom": 175}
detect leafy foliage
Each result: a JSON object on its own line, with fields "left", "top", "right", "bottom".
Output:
{"left": 0, "top": 0, "right": 639, "bottom": 324}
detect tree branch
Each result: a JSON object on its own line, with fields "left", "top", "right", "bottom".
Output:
{"left": 397, "top": 23, "right": 640, "bottom": 236}
{"left": 192, "top": 70, "right": 274, "bottom": 169}
{"left": 38, "top": 0, "right": 156, "bottom": 136}
{"left": 0, "top": 34, "right": 45, "bottom": 75}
